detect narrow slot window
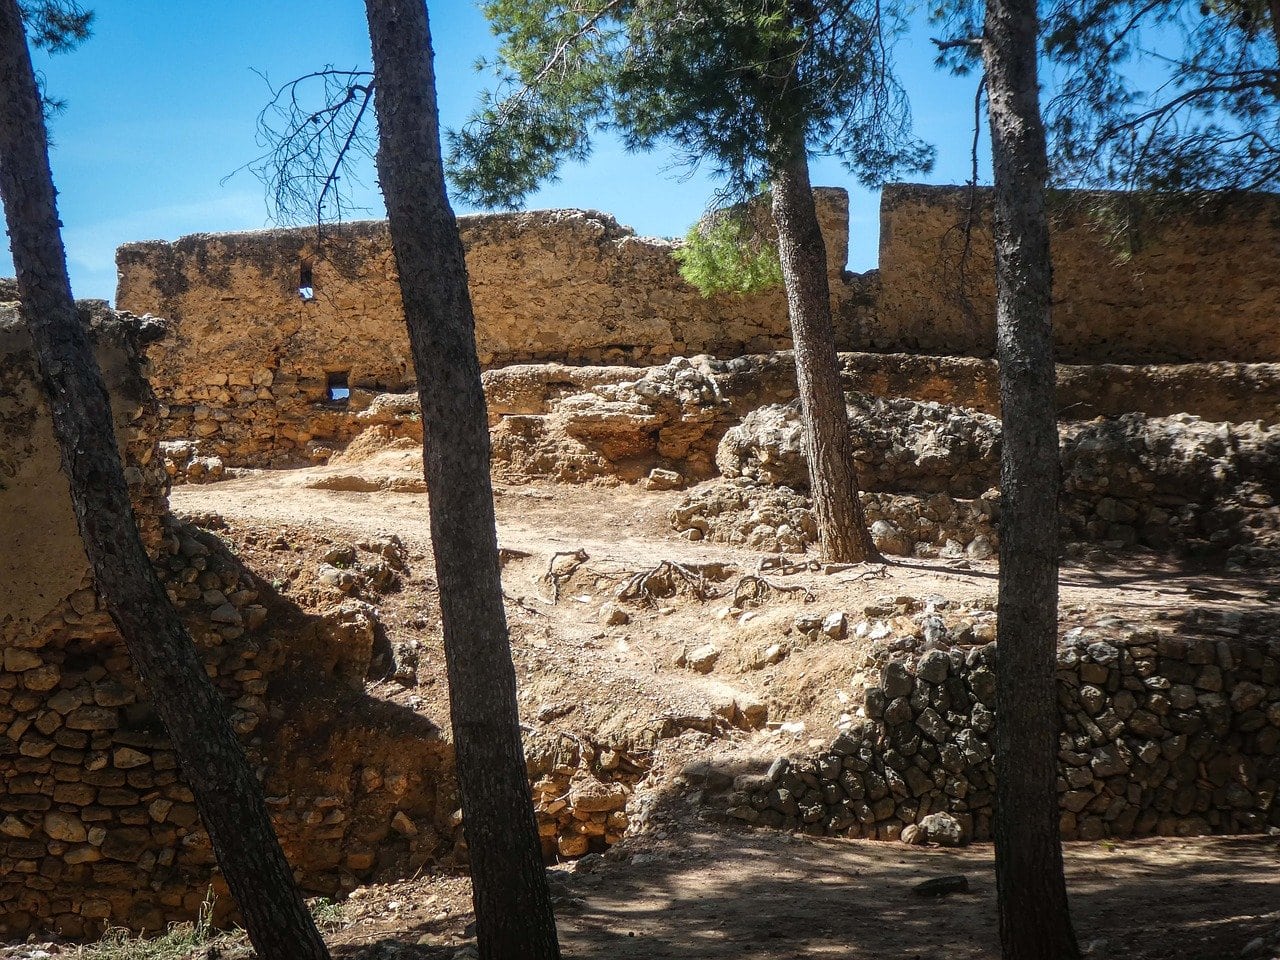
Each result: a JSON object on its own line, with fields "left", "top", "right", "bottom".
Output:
{"left": 299, "top": 262, "right": 315, "bottom": 301}
{"left": 326, "top": 371, "right": 350, "bottom": 405}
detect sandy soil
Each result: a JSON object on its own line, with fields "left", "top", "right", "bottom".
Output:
{"left": 139, "top": 455, "right": 1280, "bottom": 960}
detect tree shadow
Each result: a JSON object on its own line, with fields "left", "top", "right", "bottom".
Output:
{"left": 328, "top": 819, "right": 1280, "bottom": 959}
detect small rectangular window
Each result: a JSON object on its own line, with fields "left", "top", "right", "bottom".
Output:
{"left": 326, "top": 371, "right": 350, "bottom": 405}
{"left": 299, "top": 262, "right": 315, "bottom": 301}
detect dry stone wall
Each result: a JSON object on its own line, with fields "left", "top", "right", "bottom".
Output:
{"left": 0, "top": 305, "right": 453, "bottom": 939}
{"left": 707, "top": 395, "right": 1280, "bottom": 564}
{"left": 728, "top": 606, "right": 1280, "bottom": 844}
{"left": 875, "top": 184, "right": 1280, "bottom": 363}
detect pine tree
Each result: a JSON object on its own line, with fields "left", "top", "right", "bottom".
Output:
{"left": 984, "top": 0, "right": 1081, "bottom": 952}
{"left": 361, "top": 1, "right": 561, "bottom": 956}
{"left": 449, "top": 0, "right": 935, "bottom": 562}
{"left": 0, "top": 4, "right": 331, "bottom": 957}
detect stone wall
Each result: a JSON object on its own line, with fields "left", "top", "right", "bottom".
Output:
{"left": 115, "top": 190, "right": 860, "bottom": 468}
{"left": 0, "top": 305, "right": 453, "bottom": 939}
{"left": 874, "top": 184, "right": 1280, "bottom": 363}
{"left": 728, "top": 607, "right": 1280, "bottom": 844}
{"left": 114, "top": 185, "right": 1280, "bottom": 469}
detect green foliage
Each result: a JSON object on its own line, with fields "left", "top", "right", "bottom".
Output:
{"left": 20, "top": 0, "right": 93, "bottom": 53}
{"left": 673, "top": 212, "right": 783, "bottom": 296}
{"left": 309, "top": 897, "right": 350, "bottom": 932}
{"left": 72, "top": 893, "right": 348, "bottom": 959}
{"left": 933, "top": 0, "right": 1279, "bottom": 193}
{"left": 1039, "top": 0, "right": 1280, "bottom": 194}
{"left": 448, "top": 0, "right": 934, "bottom": 210}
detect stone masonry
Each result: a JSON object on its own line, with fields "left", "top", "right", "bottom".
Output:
{"left": 0, "top": 302, "right": 453, "bottom": 939}
{"left": 114, "top": 185, "right": 1280, "bottom": 471}
{"left": 875, "top": 183, "right": 1280, "bottom": 363}
{"left": 729, "top": 603, "right": 1280, "bottom": 845}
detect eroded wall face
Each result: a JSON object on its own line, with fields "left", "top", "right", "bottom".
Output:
{"left": 116, "top": 191, "right": 861, "bottom": 468}
{"left": 874, "top": 184, "right": 1280, "bottom": 363}
{"left": 0, "top": 307, "right": 450, "bottom": 939}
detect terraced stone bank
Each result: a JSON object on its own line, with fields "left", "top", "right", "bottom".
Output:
{"left": 727, "top": 606, "right": 1280, "bottom": 843}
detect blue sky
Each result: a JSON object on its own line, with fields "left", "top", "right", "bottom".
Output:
{"left": 7, "top": 1, "right": 991, "bottom": 302}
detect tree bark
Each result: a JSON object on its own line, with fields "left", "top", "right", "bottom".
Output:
{"left": 361, "top": 2, "right": 561, "bottom": 959}
{"left": 769, "top": 133, "right": 881, "bottom": 563}
{"left": 982, "top": 0, "right": 1081, "bottom": 958}
{"left": 0, "top": 6, "right": 331, "bottom": 959}
{"left": 1268, "top": 0, "right": 1280, "bottom": 64}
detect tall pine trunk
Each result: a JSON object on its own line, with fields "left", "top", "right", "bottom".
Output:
{"left": 362, "top": 2, "right": 561, "bottom": 958}
{"left": 0, "top": 4, "right": 331, "bottom": 958}
{"left": 1269, "top": 0, "right": 1280, "bottom": 62}
{"left": 769, "top": 132, "right": 880, "bottom": 563}
{"left": 982, "top": 0, "right": 1081, "bottom": 958}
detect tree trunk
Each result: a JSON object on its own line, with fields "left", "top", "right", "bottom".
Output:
{"left": 0, "top": 6, "right": 331, "bottom": 959}
{"left": 769, "top": 135, "right": 880, "bottom": 563}
{"left": 361, "top": 3, "right": 561, "bottom": 959}
{"left": 1269, "top": 0, "right": 1280, "bottom": 64}
{"left": 982, "top": 0, "right": 1081, "bottom": 958}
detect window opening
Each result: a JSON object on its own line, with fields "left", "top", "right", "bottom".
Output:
{"left": 326, "top": 371, "right": 350, "bottom": 405}
{"left": 299, "top": 262, "right": 315, "bottom": 301}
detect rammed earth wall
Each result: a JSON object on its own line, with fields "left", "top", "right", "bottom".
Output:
{"left": 115, "top": 185, "right": 1280, "bottom": 471}
{"left": 115, "top": 190, "right": 863, "bottom": 468}
{"left": 874, "top": 183, "right": 1280, "bottom": 362}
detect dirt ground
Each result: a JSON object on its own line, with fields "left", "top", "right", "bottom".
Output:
{"left": 320, "top": 829, "right": 1280, "bottom": 960}
{"left": 154, "top": 452, "right": 1280, "bottom": 960}
{"left": 172, "top": 451, "right": 1277, "bottom": 751}
{"left": 6, "top": 447, "right": 1274, "bottom": 960}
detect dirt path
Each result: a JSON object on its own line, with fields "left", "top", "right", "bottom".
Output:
{"left": 318, "top": 827, "right": 1280, "bottom": 960}
{"left": 173, "top": 465, "right": 1273, "bottom": 629}
{"left": 160, "top": 463, "right": 1280, "bottom": 960}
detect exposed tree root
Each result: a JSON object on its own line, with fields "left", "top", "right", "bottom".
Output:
{"left": 542, "top": 548, "right": 589, "bottom": 603}
{"left": 731, "top": 574, "right": 816, "bottom": 608}
{"left": 616, "top": 560, "right": 720, "bottom": 605}
{"left": 756, "top": 555, "right": 822, "bottom": 576}
{"left": 835, "top": 563, "right": 890, "bottom": 585}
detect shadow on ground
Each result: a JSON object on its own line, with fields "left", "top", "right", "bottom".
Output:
{"left": 332, "top": 823, "right": 1280, "bottom": 960}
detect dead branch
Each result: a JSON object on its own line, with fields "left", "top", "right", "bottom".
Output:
{"left": 224, "top": 66, "right": 378, "bottom": 229}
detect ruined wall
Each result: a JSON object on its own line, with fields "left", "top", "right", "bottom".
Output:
{"left": 0, "top": 304, "right": 452, "bottom": 939}
{"left": 731, "top": 614, "right": 1280, "bottom": 844}
{"left": 874, "top": 184, "right": 1280, "bottom": 363}
{"left": 0, "top": 303, "right": 168, "bottom": 642}
{"left": 115, "top": 190, "right": 860, "bottom": 468}
{"left": 116, "top": 184, "right": 1280, "bottom": 470}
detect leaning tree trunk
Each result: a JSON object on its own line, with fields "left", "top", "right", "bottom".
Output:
{"left": 0, "top": 6, "right": 331, "bottom": 959}
{"left": 362, "top": 2, "right": 561, "bottom": 959}
{"left": 769, "top": 131, "right": 880, "bottom": 563}
{"left": 983, "top": 0, "right": 1081, "bottom": 958}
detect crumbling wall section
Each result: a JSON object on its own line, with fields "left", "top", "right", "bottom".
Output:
{"left": 874, "top": 184, "right": 1280, "bottom": 362}
{"left": 0, "top": 304, "right": 451, "bottom": 939}
{"left": 116, "top": 191, "right": 860, "bottom": 468}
